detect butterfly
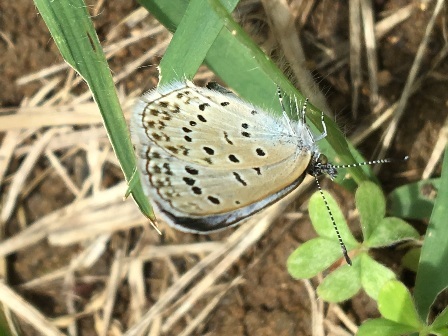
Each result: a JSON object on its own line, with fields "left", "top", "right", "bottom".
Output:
{"left": 130, "top": 80, "right": 343, "bottom": 231}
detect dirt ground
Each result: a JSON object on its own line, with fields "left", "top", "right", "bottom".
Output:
{"left": 0, "top": 0, "right": 447, "bottom": 335}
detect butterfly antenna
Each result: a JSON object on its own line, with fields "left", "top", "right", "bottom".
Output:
{"left": 332, "top": 156, "right": 409, "bottom": 170}
{"left": 313, "top": 174, "right": 352, "bottom": 266}
{"left": 315, "top": 155, "right": 409, "bottom": 265}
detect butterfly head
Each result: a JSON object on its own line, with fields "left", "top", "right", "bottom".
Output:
{"left": 308, "top": 154, "right": 338, "bottom": 180}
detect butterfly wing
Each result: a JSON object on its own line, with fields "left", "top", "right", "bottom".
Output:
{"left": 133, "top": 81, "right": 303, "bottom": 168}
{"left": 131, "top": 81, "right": 312, "bottom": 232}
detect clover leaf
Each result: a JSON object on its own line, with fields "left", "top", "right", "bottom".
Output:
{"left": 287, "top": 181, "right": 419, "bottom": 302}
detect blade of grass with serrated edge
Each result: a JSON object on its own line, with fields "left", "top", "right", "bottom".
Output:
{"left": 414, "top": 146, "right": 448, "bottom": 321}
{"left": 139, "top": 0, "right": 373, "bottom": 186}
{"left": 34, "top": 0, "right": 155, "bottom": 221}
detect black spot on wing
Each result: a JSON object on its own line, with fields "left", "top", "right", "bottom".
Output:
{"left": 208, "top": 196, "right": 220, "bottom": 205}
{"left": 233, "top": 172, "right": 247, "bottom": 186}
{"left": 228, "top": 154, "right": 240, "bottom": 163}
{"left": 203, "top": 146, "right": 215, "bottom": 155}
{"left": 256, "top": 148, "right": 266, "bottom": 156}
{"left": 167, "top": 146, "right": 178, "bottom": 154}
{"left": 192, "top": 186, "right": 202, "bottom": 195}
{"left": 152, "top": 133, "right": 162, "bottom": 141}
{"left": 224, "top": 132, "right": 234, "bottom": 145}
{"left": 198, "top": 103, "right": 210, "bottom": 111}
{"left": 185, "top": 166, "right": 199, "bottom": 175}
{"left": 183, "top": 177, "right": 196, "bottom": 186}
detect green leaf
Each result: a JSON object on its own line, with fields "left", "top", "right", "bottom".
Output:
{"left": 317, "top": 257, "right": 361, "bottom": 302}
{"left": 315, "top": 254, "right": 396, "bottom": 302}
{"left": 366, "top": 217, "right": 419, "bottom": 248}
{"left": 415, "top": 147, "right": 448, "bottom": 320}
{"left": 360, "top": 254, "right": 396, "bottom": 300}
{"left": 158, "top": 0, "right": 240, "bottom": 85}
{"left": 431, "top": 305, "right": 448, "bottom": 332}
{"left": 357, "top": 318, "right": 418, "bottom": 336}
{"left": 401, "top": 248, "right": 421, "bottom": 273}
{"left": 388, "top": 178, "right": 440, "bottom": 220}
{"left": 287, "top": 238, "right": 342, "bottom": 279}
{"left": 309, "top": 191, "right": 358, "bottom": 248}
{"left": 378, "top": 280, "right": 422, "bottom": 329}
{"left": 34, "top": 0, "right": 154, "bottom": 220}
{"left": 355, "top": 181, "right": 419, "bottom": 249}
{"left": 356, "top": 181, "right": 386, "bottom": 239}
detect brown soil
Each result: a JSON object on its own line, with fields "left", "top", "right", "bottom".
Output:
{"left": 0, "top": 1, "right": 446, "bottom": 335}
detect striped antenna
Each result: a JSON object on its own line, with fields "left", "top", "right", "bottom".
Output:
{"left": 313, "top": 174, "right": 352, "bottom": 265}
{"left": 331, "top": 156, "right": 409, "bottom": 170}
{"left": 311, "top": 155, "right": 409, "bottom": 265}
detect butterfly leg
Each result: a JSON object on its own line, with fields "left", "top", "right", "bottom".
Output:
{"left": 298, "top": 97, "right": 308, "bottom": 124}
{"left": 294, "top": 96, "right": 308, "bottom": 127}
{"left": 276, "top": 86, "right": 295, "bottom": 135}
{"left": 300, "top": 97, "right": 327, "bottom": 143}
{"left": 313, "top": 111, "right": 327, "bottom": 142}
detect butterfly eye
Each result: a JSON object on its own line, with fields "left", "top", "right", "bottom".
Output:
{"left": 319, "top": 154, "right": 328, "bottom": 165}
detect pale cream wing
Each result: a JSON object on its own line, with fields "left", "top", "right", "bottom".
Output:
{"left": 132, "top": 81, "right": 300, "bottom": 169}
{"left": 135, "top": 144, "right": 311, "bottom": 216}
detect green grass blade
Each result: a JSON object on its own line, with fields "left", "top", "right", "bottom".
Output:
{"left": 158, "top": 0, "right": 240, "bottom": 85}
{"left": 34, "top": 0, "right": 155, "bottom": 220}
{"left": 139, "top": 0, "right": 372, "bottom": 185}
{"left": 414, "top": 146, "right": 448, "bottom": 320}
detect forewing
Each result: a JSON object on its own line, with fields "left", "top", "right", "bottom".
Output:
{"left": 132, "top": 81, "right": 299, "bottom": 169}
